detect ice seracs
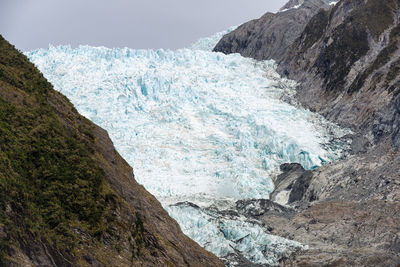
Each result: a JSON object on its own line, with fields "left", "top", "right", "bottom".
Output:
{"left": 167, "top": 202, "right": 304, "bottom": 266}
{"left": 26, "top": 28, "right": 350, "bottom": 265}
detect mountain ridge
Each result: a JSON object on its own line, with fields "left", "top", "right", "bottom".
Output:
{"left": 213, "top": 0, "right": 330, "bottom": 62}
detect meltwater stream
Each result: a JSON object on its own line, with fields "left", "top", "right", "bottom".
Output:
{"left": 27, "top": 29, "right": 349, "bottom": 265}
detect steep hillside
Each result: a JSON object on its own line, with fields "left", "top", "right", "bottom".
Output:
{"left": 275, "top": 0, "right": 400, "bottom": 208}
{"left": 280, "top": 0, "right": 400, "bottom": 146}
{"left": 213, "top": 0, "right": 331, "bottom": 61}
{"left": 213, "top": 0, "right": 400, "bottom": 265}
{"left": 0, "top": 35, "right": 222, "bottom": 266}
{"left": 214, "top": 0, "right": 400, "bottom": 204}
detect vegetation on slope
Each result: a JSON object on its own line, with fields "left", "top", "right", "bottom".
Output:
{"left": 0, "top": 34, "right": 223, "bottom": 267}
{"left": 0, "top": 34, "right": 139, "bottom": 265}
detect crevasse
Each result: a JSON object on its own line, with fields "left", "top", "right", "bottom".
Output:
{"left": 26, "top": 28, "right": 349, "bottom": 265}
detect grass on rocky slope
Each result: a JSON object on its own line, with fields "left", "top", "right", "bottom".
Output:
{"left": 0, "top": 35, "right": 141, "bottom": 264}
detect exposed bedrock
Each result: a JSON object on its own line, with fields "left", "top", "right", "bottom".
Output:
{"left": 213, "top": 0, "right": 331, "bottom": 62}
{"left": 215, "top": 0, "right": 400, "bottom": 149}
{"left": 215, "top": 0, "right": 400, "bottom": 265}
{"left": 268, "top": 200, "right": 400, "bottom": 266}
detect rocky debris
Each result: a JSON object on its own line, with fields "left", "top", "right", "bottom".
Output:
{"left": 303, "top": 145, "right": 400, "bottom": 203}
{"left": 213, "top": 0, "right": 330, "bottom": 62}
{"left": 348, "top": 133, "right": 372, "bottom": 154}
{"left": 235, "top": 199, "right": 295, "bottom": 219}
{"left": 222, "top": 252, "right": 265, "bottom": 267}
{"left": 269, "top": 144, "right": 400, "bottom": 211}
{"left": 214, "top": 1, "right": 400, "bottom": 265}
{"left": 270, "top": 163, "right": 313, "bottom": 205}
{"left": 237, "top": 193, "right": 400, "bottom": 266}
{"left": 275, "top": 200, "right": 400, "bottom": 266}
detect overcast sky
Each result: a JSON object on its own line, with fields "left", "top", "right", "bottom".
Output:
{"left": 0, "top": 0, "right": 287, "bottom": 51}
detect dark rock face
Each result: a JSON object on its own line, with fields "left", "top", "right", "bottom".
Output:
{"left": 275, "top": 0, "right": 400, "bottom": 205}
{"left": 216, "top": 0, "right": 400, "bottom": 150}
{"left": 214, "top": 0, "right": 400, "bottom": 265}
{"left": 270, "top": 163, "right": 313, "bottom": 204}
{"left": 392, "top": 94, "right": 400, "bottom": 147}
{"left": 213, "top": 0, "right": 330, "bottom": 61}
{"left": 275, "top": 163, "right": 305, "bottom": 187}
{"left": 279, "top": 0, "right": 400, "bottom": 147}
{"left": 287, "top": 169, "right": 313, "bottom": 203}
{"left": 235, "top": 199, "right": 295, "bottom": 218}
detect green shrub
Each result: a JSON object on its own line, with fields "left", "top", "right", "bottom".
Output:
{"left": 0, "top": 34, "right": 115, "bottom": 261}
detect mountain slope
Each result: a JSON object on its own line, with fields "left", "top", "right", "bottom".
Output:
{"left": 275, "top": 0, "right": 400, "bottom": 213}
{"left": 0, "top": 35, "right": 222, "bottom": 266}
{"left": 280, "top": 0, "right": 400, "bottom": 146}
{"left": 212, "top": 0, "right": 400, "bottom": 265}
{"left": 213, "top": 0, "right": 330, "bottom": 61}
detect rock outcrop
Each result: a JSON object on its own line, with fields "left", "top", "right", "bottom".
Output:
{"left": 213, "top": 0, "right": 331, "bottom": 61}
{"left": 0, "top": 35, "right": 222, "bottom": 266}
{"left": 266, "top": 200, "right": 400, "bottom": 266}
{"left": 214, "top": 0, "right": 400, "bottom": 265}
{"left": 279, "top": 0, "right": 400, "bottom": 146}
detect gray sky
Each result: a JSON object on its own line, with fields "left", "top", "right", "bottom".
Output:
{"left": 0, "top": 0, "right": 287, "bottom": 51}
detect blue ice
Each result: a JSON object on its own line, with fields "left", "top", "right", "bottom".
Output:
{"left": 26, "top": 28, "right": 349, "bottom": 265}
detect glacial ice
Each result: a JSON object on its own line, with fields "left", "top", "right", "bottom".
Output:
{"left": 167, "top": 202, "right": 303, "bottom": 265}
{"left": 26, "top": 28, "right": 350, "bottom": 265}
{"left": 189, "top": 26, "right": 238, "bottom": 51}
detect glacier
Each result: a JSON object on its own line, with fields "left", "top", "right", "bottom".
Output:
{"left": 189, "top": 26, "right": 238, "bottom": 51}
{"left": 26, "top": 28, "right": 350, "bottom": 265}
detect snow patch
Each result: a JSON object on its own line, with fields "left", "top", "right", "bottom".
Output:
{"left": 279, "top": 4, "right": 302, "bottom": 13}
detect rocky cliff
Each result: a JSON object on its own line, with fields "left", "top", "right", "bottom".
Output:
{"left": 280, "top": 0, "right": 400, "bottom": 146}
{"left": 214, "top": 0, "right": 400, "bottom": 265}
{"left": 0, "top": 35, "right": 222, "bottom": 266}
{"left": 213, "top": 0, "right": 332, "bottom": 61}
